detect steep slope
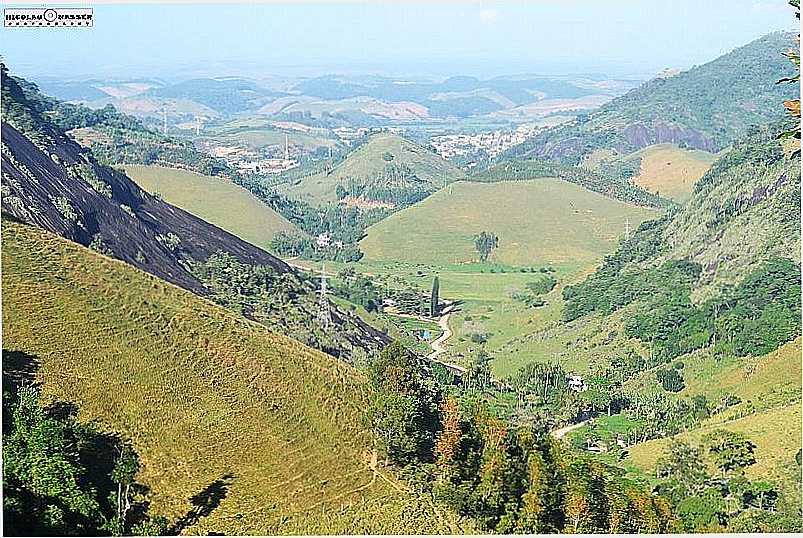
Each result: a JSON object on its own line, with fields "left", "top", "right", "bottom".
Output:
{"left": 123, "top": 164, "right": 301, "bottom": 253}
{"left": 1, "top": 66, "right": 388, "bottom": 362}
{"left": 1, "top": 220, "right": 461, "bottom": 535}
{"left": 505, "top": 32, "right": 797, "bottom": 163}
{"left": 0, "top": 120, "right": 283, "bottom": 293}
{"left": 360, "top": 179, "right": 659, "bottom": 266}
{"left": 489, "top": 123, "right": 800, "bottom": 378}
{"left": 280, "top": 133, "right": 466, "bottom": 207}
{"left": 625, "top": 340, "right": 802, "bottom": 511}
{"left": 659, "top": 125, "right": 801, "bottom": 299}
{"left": 626, "top": 144, "right": 718, "bottom": 203}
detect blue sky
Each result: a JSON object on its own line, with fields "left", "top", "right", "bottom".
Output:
{"left": 1, "top": 1, "right": 796, "bottom": 81}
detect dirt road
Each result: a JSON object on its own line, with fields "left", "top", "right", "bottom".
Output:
{"left": 551, "top": 419, "right": 592, "bottom": 440}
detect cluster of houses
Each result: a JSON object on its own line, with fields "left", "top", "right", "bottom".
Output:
{"left": 204, "top": 134, "right": 300, "bottom": 175}
{"left": 430, "top": 124, "right": 543, "bottom": 160}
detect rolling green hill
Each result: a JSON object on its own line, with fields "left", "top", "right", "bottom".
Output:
{"left": 360, "top": 179, "right": 659, "bottom": 266}
{"left": 1, "top": 220, "right": 463, "bottom": 535}
{"left": 280, "top": 133, "right": 466, "bottom": 206}
{"left": 123, "top": 165, "right": 301, "bottom": 252}
{"left": 505, "top": 32, "right": 797, "bottom": 164}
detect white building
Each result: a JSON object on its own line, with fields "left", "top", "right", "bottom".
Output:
{"left": 566, "top": 374, "right": 587, "bottom": 392}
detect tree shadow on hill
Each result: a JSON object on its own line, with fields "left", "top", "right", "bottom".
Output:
{"left": 445, "top": 299, "right": 465, "bottom": 314}
{"left": 2, "top": 350, "right": 41, "bottom": 434}
{"left": 169, "top": 474, "right": 236, "bottom": 535}
{"left": 2, "top": 349, "right": 40, "bottom": 387}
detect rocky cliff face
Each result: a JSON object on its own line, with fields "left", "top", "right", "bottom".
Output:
{"left": 1, "top": 121, "right": 287, "bottom": 293}
{"left": 621, "top": 121, "right": 716, "bottom": 152}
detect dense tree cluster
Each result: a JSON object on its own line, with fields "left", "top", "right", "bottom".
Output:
{"left": 564, "top": 252, "right": 800, "bottom": 364}
{"left": 365, "top": 344, "right": 678, "bottom": 533}
{"left": 474, "top": 231, "right": 499, "bottom": 262}
{"left": 2, "top": 382, "right": 166, "bottom": 536}
{"left": 654, "top": 435, "right": 799, "bottom": 533}
{"left": 189, "top": 252, "right": 381, "bottom": 361}
{"left": 470, "top": 157, "right": 669, "bottom": 208}
{"left": 335, "top": 163, "right": 434, "bottom": 207}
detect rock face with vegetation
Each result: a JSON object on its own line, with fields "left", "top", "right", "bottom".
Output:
{"left": 505, "top": 32, "right": 798, "bottom": 164}
{"left": 563, "top": 123, "right": 801, "bottom": 358}
{"left": 1, "top": 65, "right": 286, "bottom": 293}
{"left": 0, "top": 65, "right": 388, "bottom": 362}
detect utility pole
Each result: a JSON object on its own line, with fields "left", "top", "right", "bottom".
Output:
{"left": 317, "top": 262, "right": 332, "bottom": 331}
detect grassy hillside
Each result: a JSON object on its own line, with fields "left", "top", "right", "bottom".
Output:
{"left": 628, "top": 144, "right": 717, "bottom": 202}
{"left": 505, "top": 32, "right": 797, "bottom": 163}
{"left": 1, "top": 221, "right": 462, "bottom": 535}
{"left": 626, "top": 338, "right": 801, "bottom": 506}
{"left": 360, "top": 179, "right": 658, "bottom": 266}
{"left": 280, "top": 133, "right": 466, "bottom": 206}
{"left": 658, "top": 126, "right": 801, "bottom": 301}
{"left": 124, "top": 165, "right": 301, "bottom": 252}
{"left": 202, "top": 115, "right": 341, "bottom": 151}
{"left": 627, "top": 405, "right": 801, "bottom": 487}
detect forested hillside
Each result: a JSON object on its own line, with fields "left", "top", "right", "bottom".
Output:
{"left": 469, "top": 157, "right": 670, "bottom": 208}
{"left": 505, "top": 32, "right": 797, "bottom": 164}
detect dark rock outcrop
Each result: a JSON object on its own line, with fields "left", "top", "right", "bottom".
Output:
{"left": 1, "top": 121, "right": 287, "bottom": 293}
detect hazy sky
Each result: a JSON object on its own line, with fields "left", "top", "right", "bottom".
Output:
{"left": 1, "top": 0, "right": 796, "bottom": 81}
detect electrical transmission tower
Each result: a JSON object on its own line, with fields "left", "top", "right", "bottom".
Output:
{"left": 317, "top": 262, "right": 332, "bottom": 331}
{"left": 624, "top": 217, "right": 631, "bottom": 241}
{"left": 162, "top": 106, "right": 168, "bottom": 135}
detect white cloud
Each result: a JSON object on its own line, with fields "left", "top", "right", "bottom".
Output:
{"left": 479, "top": 8, "right": 499, "bottom": 23}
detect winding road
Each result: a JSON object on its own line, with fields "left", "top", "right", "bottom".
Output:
{"left": 426, "top": 303, "right": 467, "bottom": 374}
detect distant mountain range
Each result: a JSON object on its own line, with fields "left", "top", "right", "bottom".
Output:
{"left": 504, "top": 32, "right": 798, "bottom": 163}
{"left": 32, "top": 72, "right": 639, "bottom": 125}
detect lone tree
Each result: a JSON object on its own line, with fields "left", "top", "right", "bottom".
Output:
{"left": 430, "top": 276, "right": 440, "bottom": 317}
{"left": 474, "top": 231, "right": 499, "bottom": 262}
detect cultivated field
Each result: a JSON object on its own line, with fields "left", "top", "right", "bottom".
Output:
{"left": 360, "top": 179, "right": 659, "bottom": 266}
{"left": 628, "top": 144, "right": 717, "bottom": 202}
{"left": 124, "top": 165, "right": 301, "bottom": 252}
{"left": 1, "top": 221, "right": 463, "bottom": 535}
